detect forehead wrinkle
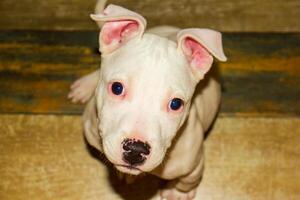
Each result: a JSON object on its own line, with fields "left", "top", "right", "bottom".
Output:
{"left": 135, "top": 35, "right": 192, "bottom": 100}
{"left": 103, "top": 33, "right": 193, "bottom": 100}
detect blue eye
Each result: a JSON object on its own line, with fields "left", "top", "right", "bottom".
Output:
{"left": 111, "top": 82, "right": 124, "bottom": 95}
{"left": 169, "top": 98, "right": 184, "bottom": 111}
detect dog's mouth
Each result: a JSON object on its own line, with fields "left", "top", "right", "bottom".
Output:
{"left": 115, "top": 164, "right": 143, "bottom": 175}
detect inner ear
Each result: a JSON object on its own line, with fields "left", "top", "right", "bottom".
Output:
{"left": 183, "top": 37, "right": 213, "bottom": 74}
{"left": 91, "top": 4, "right": 147, "bottom": 54}
{"left": 101, "top": 20, "right": 139, "bottom": 46}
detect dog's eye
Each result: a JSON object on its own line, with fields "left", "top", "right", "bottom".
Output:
{"left": 169, "top": 98, "right": 184, "bottom": 111}
{"left": 111, "top": 82, "right": 124, "bottom": 95}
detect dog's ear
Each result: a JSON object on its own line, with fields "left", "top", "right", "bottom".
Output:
{"left": 91, "top": 4, "right": 146, "bottom": 54}
{"left": 177, "top": 28, "right": 227, "bottom": 81}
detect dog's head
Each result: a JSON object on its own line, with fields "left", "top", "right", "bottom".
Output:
{"left": 91, "top": 5, "right": 226, "bottom": 175}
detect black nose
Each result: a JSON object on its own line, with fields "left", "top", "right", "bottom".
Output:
{"left": 122, "top": 139, "right": 151, "bottom": 166}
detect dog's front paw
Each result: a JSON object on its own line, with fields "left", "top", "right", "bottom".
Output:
{"left": 68, "top": 71, "right": 99, "bottom": 103}
{"left": 160, "top": 187, "right": 196, "bottom": 200}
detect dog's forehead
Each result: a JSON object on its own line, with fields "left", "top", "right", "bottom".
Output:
{"left": 102, "top": 34, "right": 194, "bottom": 97}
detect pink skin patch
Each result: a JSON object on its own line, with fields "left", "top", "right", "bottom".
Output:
{"left": 101, "top": 20, "right": 138, "bottom": 45}
{"left": 184, "top": 37, "right": 213, "bottom": 72}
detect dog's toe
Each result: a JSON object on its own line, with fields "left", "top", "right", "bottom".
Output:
{"left": 68, "top": 83, "right": 93, "bottom": 103}
{"left": 70, "top": 80, "right": 81, "bottom": 89}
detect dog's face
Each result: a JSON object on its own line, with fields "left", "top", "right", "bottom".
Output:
{"left": 91, "top": 5, "right": 226, "bottom": 175}
{"left": 96, "top": 34, "right": 196, "bottom": 174}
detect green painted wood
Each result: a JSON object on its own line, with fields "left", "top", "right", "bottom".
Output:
{"left": 0, "top": 31, "right": 299, "bottom": 116}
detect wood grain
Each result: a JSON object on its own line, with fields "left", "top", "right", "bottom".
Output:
{"left": 0, "top": 115, "right": 299, "bottom": 199}
{"left": 0, "top": 0, "right": 299, "bottom": 32}
{"left": 0, "top": 31, "right": 299, "bottom": 116}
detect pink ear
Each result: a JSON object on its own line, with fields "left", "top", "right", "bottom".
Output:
{"left": 183, "top": 37, "right": 214, "bottom": 76}
{"left": 91, "top": 4, "right": 146, "bottom": 54}
{"left": 101, "top": 20, "right": 138, "bottom": 48}
{"left": 177, "top": 28, "right": 227, "bottom": 80}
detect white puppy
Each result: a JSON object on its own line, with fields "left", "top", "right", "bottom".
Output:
{"left": 68, "top": 4, "right": 226, "bottom": 200}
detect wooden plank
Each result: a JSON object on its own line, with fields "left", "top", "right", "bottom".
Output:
{"left": 0, "top": 115, "right": 299, "bottom": 199}
{"left": 221, "top": 71, "right": 300, "bottom": 117}
{"left": 0, "top": 31, "right": 100, "bottom": 114}
{"left": 0, "top": 31, "right": 299, "bottom": 116}
{"left": 0, "top": 0, "right": 300, "bottom": 32}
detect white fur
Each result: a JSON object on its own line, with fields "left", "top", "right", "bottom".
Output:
{"left": 95, "top": 33, "right": 196, "bottom": 173}
{"left": 69, "top": 3, "right": 226, "bottom": 200}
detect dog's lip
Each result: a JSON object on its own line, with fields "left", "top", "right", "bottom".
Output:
{"left": 116, "top": 164, "right": 143, "bottom": 171}
{"left": 115, "top": 164, "right": 145, "bottom": 175}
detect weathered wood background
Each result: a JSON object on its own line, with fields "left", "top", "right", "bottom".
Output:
{"left": 0, "top": 31, "right": 299, "bottom": 116}
{"left": 0, "top": 0, "right": 299, "bottom": 32}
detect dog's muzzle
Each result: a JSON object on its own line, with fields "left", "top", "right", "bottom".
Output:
{"left": 122, "top": 138, "right": 151, "bottom": 166}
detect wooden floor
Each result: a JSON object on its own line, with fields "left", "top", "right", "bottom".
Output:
{"left": 0, "top": 115, "right": 299, "bottom": 200}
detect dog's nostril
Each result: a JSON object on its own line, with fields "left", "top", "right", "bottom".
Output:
{"left": 122, "top": 139, "right": 151, "bottom": 166}
{"left": 122, "top": 139, "right": 151, "bottom": 155}
{"left": 123, "top": 151, "right": 146, "bottom": 166}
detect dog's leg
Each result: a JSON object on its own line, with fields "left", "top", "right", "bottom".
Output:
{"left": 160, "top": 156, "right": 204, "bottom": 200}
{"left": 68, "top": 69, "right": 100, "bottom": 103}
